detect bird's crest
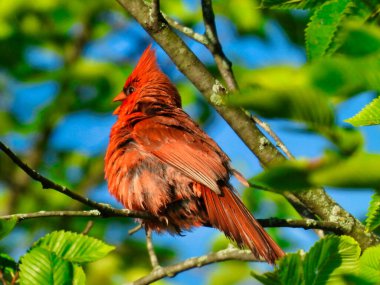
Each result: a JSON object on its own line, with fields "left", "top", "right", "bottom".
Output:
{"left": 127, "top": 44, "right": 160, "bottom": 85}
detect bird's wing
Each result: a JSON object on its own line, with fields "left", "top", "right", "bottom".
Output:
{"left": 134, "top": 115, "right": 230, "bottom": 194}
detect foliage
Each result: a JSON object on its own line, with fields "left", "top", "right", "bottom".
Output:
{"left": 253, "top": 235, "right": 380, "bottom": 285}
{"left": 0, "top": 0, "right": 379, "bottom": 284}
{"left": 18, "top": 230, "right": 114, "bottom": 285}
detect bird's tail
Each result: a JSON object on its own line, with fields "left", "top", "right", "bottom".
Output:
{"left": 202, "top": 186, "right": 285, "bottom": 264}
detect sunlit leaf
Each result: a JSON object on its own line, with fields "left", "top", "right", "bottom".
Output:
{"left": 341, "top": 274, "right": 375, "bottom": 285}
{"left": 338, "top": 23, "right": 380, "bottom": 57}
{"left": 19, "top": 247, "right": 73, "bottom": 285}
{"left": 250, "top": 159, "right": 313, "bottom": 191}
{"left": 305, "top": 0, "right": 352, "bottom": 61}
{"left": 37, "top": 230, "right": 115, "bottom": 263}
{"left": 261, "top": 0, "right": 323, "bottom": 9}
{"left": 304, "top": 235, "right": 360, "bottom": 285}
{"left": 365, "top": 193, "right": 380, "bottom": 231}
{"left": 73, "top": 264, "right": 86, "bottom": 285}
{"left": 231, "top": 87, "right": 334, "bottom": 128}
{"left": 358, "top": 244, "right": 380, "bottom": 284}
{"left": 311, "top": 153, "right": 380, "bottom": 188}
{"left": 0, "top": 217, "right": 17, "bottom": 240}
{"left": 278, "top": 253, "right": 304, "bottom": 285}
{"left": 251, "top": 270, "right": 281, "bottom": 285}
{"left": 345, "top": 96, "right": 380, "bottom": 126}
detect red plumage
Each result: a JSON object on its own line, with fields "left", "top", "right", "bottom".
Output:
{"left": 105, "top": 46, "right": 284, "bottom": 263}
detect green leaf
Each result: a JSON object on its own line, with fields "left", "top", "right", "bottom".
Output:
{"left": 366, "top": 193, "right": 380, "bottom": 231}
{"left": 311, "top": 153, "right": 380, "bottom": 188}
{"left": 338, "top": 23, "right": 380, "bottom": 57}
{"left": 19, "top": 247, "right": 73, "bottom": 285}
{"left": 73, "top": 264, "right": 86, "bottom": 285}
{"left": 0, "top": 217, "right": 17, "bottom": 240}
{"left": 37, "top": 230, "right": 115, "bottom": 263}
{"left": 251, "top": 270, "right": 281, "bottom": 285}
{"left": 278, "top": 253, "right": 304, "bottom": 285}
{"left": 341, "top": 274, "right": 375, "bottom": 285}
{"left": 250, "top": 159, "right": 314, "bottom": 191}
{"left": 305, "top": 0, "right": 352, "bottom": 61}
{"left": 231, "top": 87, "right": 334, "bottom": 128}
{"left": 261, "top": 0, "right": 324, "bottom": 9}
{"left": 304, "top": 235, "right": 360, "bottom": 285}
{"left": 358, "top": 245, "right": 380, "bottom": 284}
{"left": 0, "top": 253, "right": 17, "bottom": 274}
{"left": 345, "top": 96, "right": 380, "bottom": 126}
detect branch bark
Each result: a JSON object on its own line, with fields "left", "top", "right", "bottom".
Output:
{"left": 116, "top": 0, "right": 379, "bottom": 249}
{"left": 0, "top": 210, "right": 344, "bottom": 233}
{"left": 132, "top": 248, "right": 262, "bottom": 285}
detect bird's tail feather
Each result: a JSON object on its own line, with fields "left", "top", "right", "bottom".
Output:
{"left": 202, "top": 186, "right": 285, "bottom": 264}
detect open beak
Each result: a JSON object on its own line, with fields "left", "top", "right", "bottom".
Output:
{"left": 113, "top": 91, "right": 127, "bottom": 102}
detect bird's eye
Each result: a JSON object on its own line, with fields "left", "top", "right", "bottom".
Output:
{"left": 123, "top": 86, "right": 135, "bottom": 96}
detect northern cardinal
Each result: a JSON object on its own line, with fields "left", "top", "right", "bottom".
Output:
{"left": 105, "top": 45, "right": 284, "bottom": 263}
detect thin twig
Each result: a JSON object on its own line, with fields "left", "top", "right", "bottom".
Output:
{"left": 0, "top": 270, "right": 8, "bottom": 285}
{"left": 201, "top": 0, "right": 238, "bottom": 90}
{"left": 146, "top": 228, "right": 160, "bottom": 269}
{"left": 162, "top": 13, "right": 209, "bottom": 45}
{"left": 0, "top": 210, "right": 347, "bottom": 233}
{"left": 252, "top": 115, "right": 294, "bottom": 159}
{"left": 0, "top": 141, "right": 151, "bottom": 220}
{"left": 81, "top": 220, "right": 94, "bottom": 235}
{"left": 256, "top": 218, "right": 344, "bottom": 233}
{"left": 10, "top": 272, "right": 18, "bottom": 285}
{"left": 129, "top": 224, "right": 143, "bottom": 235}
{"left": 133, "top": 248, "right": 261, "bottom": 285}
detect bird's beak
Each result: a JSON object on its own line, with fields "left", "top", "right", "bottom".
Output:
{"left": 113, "top": 91, "right": 127, "bottom": 102}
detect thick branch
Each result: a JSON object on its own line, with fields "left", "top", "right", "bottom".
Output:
{"left": 116, "top": 0, "right": 379, "bottom": 249}
{"left": 133, "top": 248, "right": 261, "bottom": 285}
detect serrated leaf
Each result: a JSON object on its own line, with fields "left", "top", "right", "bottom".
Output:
{"left": 358, "top": 245, "right": 380, "bottom": 284}
{"left": 338, "top": 23, "right": 380, "bottom": 57}
{"left": 37, "top": 230, "right": 115, "bottom": 263}
{"left": 0, "top": 253, "right": 17, "bottom": 273}
{"left": 19, "top": 247, "right": 73, "bottom": 285}
{"left": 278, "top": 253, "right": 304, "bottom": 285}
{"left": 311, "top": 153, "right": 380, "bottom": 188}
{"left": 261, "top": 0, "right": 323, "bottom": 9}
{"left": 73, "top": 264, "right": 86, "bottom": 285}
{"left": 341, "top": 274, "right": 375, "bottom": 285}
{"left": 304, "top": 235, "right": 360, "bottom": 285}
{"left": 250, "top": 159, "right": 314, "bottom": 191}
{"left": 345, "top": 96, "right": 380, "bottom": 126}
{"left": 0, "top": 217, "right": 17, "bottom": 240}
{"left": 251, "top": 270, "right": 281, "bottom": 285}
{"left": 306, "top": 0, "right": 352, "bottom": 61}
{"left": 231, "top": 87, "right": 334, "bottom": 128}
{"left": 365, "top": 193, "right": 380, "bottom": 231}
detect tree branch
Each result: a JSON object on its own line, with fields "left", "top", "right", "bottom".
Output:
{"left": 252, "top": 115, "right": 294, "bottom": 159}
{"left": 150, "top": 0, "right": 160, "bottom": 31}
{"left": 115, "top": 0, "right": 380, "bottom": 249}
{"left": 0, "top": 209, "right": 346, "bottom": 234}
{"left": 0, "top": 141, "right": 151, "bottom": 220}
{"left": 132, "top": 247, "right": 262, "bottom": 285}
{"left": 162, "top": 13, "right": 208, "bottom": 45}
{"left": 201, "top": 0, "right": 238, "bottom": 90}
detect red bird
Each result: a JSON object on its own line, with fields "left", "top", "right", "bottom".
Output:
{"left": 105, "top": 46, "right": 284, "bottom": 264}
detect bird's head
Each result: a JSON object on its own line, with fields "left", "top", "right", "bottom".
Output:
{"left": 112, "top": 45, "right": 181, "bottom": 115}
